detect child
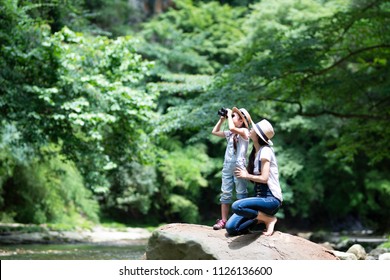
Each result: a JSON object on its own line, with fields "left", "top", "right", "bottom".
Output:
{"left": 211, "top": 107, "right": 252, "bottom": 230}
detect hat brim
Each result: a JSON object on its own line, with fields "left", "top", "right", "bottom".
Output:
{"left": 232, "top": 107, "right": 250, "bottom": 129}
{"left": 251, "top": 120, "right": 273, "bottom": 146}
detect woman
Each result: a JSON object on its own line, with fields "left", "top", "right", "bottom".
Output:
{"left": 225, "top": 119, "right": 283, "bottom": 236}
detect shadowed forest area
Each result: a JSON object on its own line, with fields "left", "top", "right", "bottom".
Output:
{"left": 1, "top": 0, "right": 389, "bottom": 235}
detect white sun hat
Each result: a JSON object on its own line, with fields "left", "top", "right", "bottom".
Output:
{"left": 251, "top": 119, "right": 275, "bottom": 145}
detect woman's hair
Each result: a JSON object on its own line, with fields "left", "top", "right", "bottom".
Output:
{"left": 247, "top": 134, "right": 269, "bottom": 175}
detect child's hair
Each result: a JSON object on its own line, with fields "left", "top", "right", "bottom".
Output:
{"left": 247, "top": 134, "right": 269, "bottom": 175}
{"left": 233, "top": 117, "right": 247, "bottom": 151}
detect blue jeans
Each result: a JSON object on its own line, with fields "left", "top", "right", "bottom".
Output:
{"left": 220, "top": 162, "right": 248, "bottom": 204}
{"left": 225, "top": 187, "right": 281, "bottom": 236}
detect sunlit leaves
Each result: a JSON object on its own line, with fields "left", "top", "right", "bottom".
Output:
{"left": 159, "top": 144, "right": 213, "bottom": 191}
{"left": 138, "top": 0, "right": 246, "bottom": 74}
{"left": 3, "top": 156, "right": 99, "bottom": 224}
{"left": 1, "top": 3, "right": 159, "bottom": 199}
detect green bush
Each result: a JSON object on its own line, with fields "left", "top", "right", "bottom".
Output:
{"left": 1, "top": 154, "right": 99, "bottom": 225}
{"left": 157, "top": 143, "right": 215, "bottom": 223}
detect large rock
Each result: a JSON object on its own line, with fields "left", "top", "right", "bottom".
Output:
{"left": 145, "top": 223, "right": 338, "bottom": 260}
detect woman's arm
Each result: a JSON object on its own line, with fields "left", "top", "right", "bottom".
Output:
{"left": 235, "top": 159, "right": 270, "bottom": 183}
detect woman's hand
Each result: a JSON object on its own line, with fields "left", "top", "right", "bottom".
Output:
{"left": 235, "top": 167, "right": 248, "bottom": 179}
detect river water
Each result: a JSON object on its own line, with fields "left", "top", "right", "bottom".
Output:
{"left": 0, "top": 242, "right": 147, "bottom": 260}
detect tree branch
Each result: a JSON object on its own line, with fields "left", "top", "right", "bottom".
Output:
{"left": 255, "top": 97, "right": 389, "bottom": 121}
{"left": 299, "top": 110, "right": 388, "bottom": 120}
{"left": 304, "top": 44, "right": 390, "bottom": 81}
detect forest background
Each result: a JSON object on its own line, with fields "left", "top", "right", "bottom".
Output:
{"left": 1, "top": 0, "right": 389, "bottom": 234}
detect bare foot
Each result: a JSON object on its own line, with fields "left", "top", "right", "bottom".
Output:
{"left": 256, "top": 211, "right": 277, "bottom": 236}
{"left": 263, "top": 217, "right": 277, "bottom": 236}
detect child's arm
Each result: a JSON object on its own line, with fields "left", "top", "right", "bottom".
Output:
{"left": 211, "top": 116, "right": 226, "bottom": 138}
{"left": 226, "top": 109, "right": 249, "bottom": 140}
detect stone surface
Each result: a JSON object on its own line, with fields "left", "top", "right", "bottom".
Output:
{"left": 378, "top": 252, "right": 390, "bottom": 260}
{"left": 145, "top": 223, "right": 338, "bottom": 260}
{"left": 331, "top": 250, "right": 358, "bottom": 260}
{"left": 346, "top": 244, "right": 366, "bottom": 260}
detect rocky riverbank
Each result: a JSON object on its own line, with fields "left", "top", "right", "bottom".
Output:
{"left": 0, "top": 223, "right": 152, "bottom": 245}
{"left": 1, "top": 223, "right": 389, "bottom": 260}
{"left": 295, "top": 231, "right": 390, "bottom": 260}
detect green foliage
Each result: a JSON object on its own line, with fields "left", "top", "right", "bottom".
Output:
{"left": 0, "top": 123, "right": 23, "bottom": 188}
{"left": 124, "top": 1, "right": 246, "bottom": 224}
{"left": 82, "top": 0, "right": 144, "bottom": 37}
{"left": 138, "top": 0, "right": 246, "bottom": 74}
{"left": 12, "top": 0, "right": 137, "bottom": 36}
{"left": 167, "top": 194, "right": 200, "bottom": 223}
{"left": 45, "top": 28, "right": 157, "bottom": 193}
{"left": 108, "top": 162, "right": 158, "bottom": 216}
{"left": 1, "top": 2, "right": 160, "bottom": 226}
{"left": 1, "top": 4, "right": 158, "bottom": 192}
{"left": 157, "top": 143, "right": 215, "bottom": 223}
{"left": 159, "top": 143, "right": 213, "bottom": 192}
{"left": 180, "top": 0, "right": 390, "bottom": 230}
{"left": 18, "top": 0, "right": 88, "bottom": 33}
{"left": 137, "top": 0, "right": 246, "bottom": 145}
{"left": 1, "top": 155, "right": 99, "bottom": 225}
{"left": 364, "top": 170, "right": 390, "bottom": 229}
{"left": 151, "top": 73, "right": 213, "bottom": 139}
{"left": 1, "top": 0, "right": 389, "bottom": 233}
{"left": 379, "top": 237, "right": 390, "bottom": 249}
{"left": 235, "top": 0, "right": 390, "bottom": 163}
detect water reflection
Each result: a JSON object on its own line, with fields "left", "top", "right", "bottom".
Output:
{"left": 0, "top": 242, "right": 147, "bottom": 260}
